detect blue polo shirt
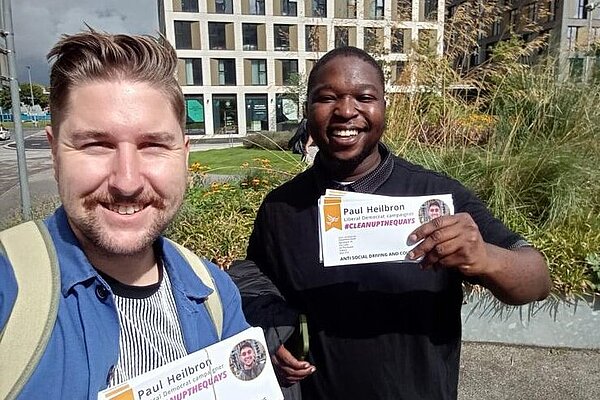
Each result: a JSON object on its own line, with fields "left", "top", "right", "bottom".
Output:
{"left": 0, "top": 207, "right": 249, "bottom": 399}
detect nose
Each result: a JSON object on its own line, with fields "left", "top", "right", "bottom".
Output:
{"left": 108, "top": 144, "right": 144, "bottom": 197}
{"left": 334, "top": 96, "right": 359, "bottom": 119}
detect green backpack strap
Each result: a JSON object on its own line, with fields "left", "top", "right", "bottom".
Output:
{"left": 165, "top": 239, "right": 223, "bottom": 340}
{"left": 0, "top": 221, "right": 60, "bottom": 400}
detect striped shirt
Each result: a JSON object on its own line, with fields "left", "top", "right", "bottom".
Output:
{"left": 100, "top": 263, "right": 188, "bottom": 387}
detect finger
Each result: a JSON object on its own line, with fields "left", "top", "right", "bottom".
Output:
{"left": 275, "top": 345, "right": 313, "bottom": 369}
{"left": 408, "top": 215, "right": 456, "bottom": 245}
{"left": 408, "top": 224, "right": 461, "bottom": 261}
{"left": 278, "top": 364, "right": 315, "bottom": 380}
{"left": 422, "top": 233, "right": 486, "bottom": 273}
{"left": 421, "top": 236, "right": 467, "bottom": 268}
{"left": 271, "top": 350, "right": 315, "bottom": 385}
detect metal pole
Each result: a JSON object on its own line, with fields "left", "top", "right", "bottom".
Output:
{"left": 586, "top": 2, "right": 597, "bottom": 83}
{"left": 26, "top": 65, "right": 36, "bottom": 125}
{"left": 2, "top": 0, "right": 31, "bottom": 220}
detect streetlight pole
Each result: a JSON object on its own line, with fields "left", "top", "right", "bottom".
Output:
{"left": 586, "top": 1, "right": 598, "bottom": 82}
{"left": 26, "top": 65, "right": 35, "bottom": 124}
{"left": 1, "top": 0, "right": 32, "bottom": 220}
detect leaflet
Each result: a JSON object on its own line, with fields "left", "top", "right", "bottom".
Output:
{"left": 98, "top": 327, "right": 283, "bottom": 400}
{"left": 318, "top": 192, "right": 454, "bottom": 266}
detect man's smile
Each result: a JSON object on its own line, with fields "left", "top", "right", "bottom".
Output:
{"left": 105, "top": 203, "right": 146, "bottom": 215}
{"left": 331, "top": 129, "right": 359, "bottom": 137}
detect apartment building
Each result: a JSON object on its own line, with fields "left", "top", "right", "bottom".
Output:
{"left": 159, "top": 0, "right": 444, "bottom": 136}
{"left": 448, "top": 0, "right": 600, "bottom": 82}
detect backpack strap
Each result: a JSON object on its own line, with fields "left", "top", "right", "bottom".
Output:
{"left": 165, "top": 239, "right": 223, "bottom": 340}
{"left": 0, "top": 221, "right": 60, "bottom": 400}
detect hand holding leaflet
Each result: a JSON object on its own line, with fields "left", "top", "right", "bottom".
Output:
{"left": 318, "top": 192, "right": 454, "bottom": 267}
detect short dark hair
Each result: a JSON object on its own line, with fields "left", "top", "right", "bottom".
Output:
{"left": 429, "top": 201, "right": 441, "bottom": 209}
{"left": 47, "top": 29, "right": 185, "bottom": 133}
{"left": 239, "top": 341, "right": 254, "bottom": 351}
{"left": 307, "top": 46, "right": 385, "bottom": 97}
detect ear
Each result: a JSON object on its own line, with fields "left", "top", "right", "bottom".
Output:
{"left": 183, "top": 134, "right": 190, "bottom": 164}
{"left": 45, "top": 125, "right": 59, "bottom": 181}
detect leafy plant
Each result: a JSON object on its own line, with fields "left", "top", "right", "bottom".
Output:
{"left": 586, "top": 254, "right": 600, "bottom": 292}
{"left": 167, "top": 158, "right": 298, "bottom": 268}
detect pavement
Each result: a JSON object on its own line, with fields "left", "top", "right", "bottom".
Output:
{"left": 459, "top": 342, "right": 600, "bottom": 399}
{"left": 2, "top": 136, "right": 600, "bottom": 399}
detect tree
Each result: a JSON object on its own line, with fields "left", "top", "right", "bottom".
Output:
{"left": 0, "top": 83, "right": 49, "bottom": 110}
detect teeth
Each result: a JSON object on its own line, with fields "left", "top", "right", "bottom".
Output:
{"left": 333, "top": 129, "right": 359, "bottom": 137}
{"left": 108, "top": 204, "right": 143, "bottom": 215}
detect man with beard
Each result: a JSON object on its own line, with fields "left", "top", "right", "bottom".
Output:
{"left": 246, "top": 47, "right": 551, "bottom": 399}
{"left": 427, "top": 200, "right": 443, "bottom": 221}
{"left": 235, "top": 341, "right": 265, "bottom": 381}
{"left": 0, "top": 31, "right": 248, "bottom": 399}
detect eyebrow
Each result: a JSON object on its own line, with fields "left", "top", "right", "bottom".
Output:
{"left": 69, "top": 130, "right": 111, "bottom": 142}
{"left": 69, "top": 130, "right": 178, "bottom": 142}
{"left": 310, "top": 83, "right": 382, "bottom": 95}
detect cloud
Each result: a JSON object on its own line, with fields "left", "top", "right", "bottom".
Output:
{"left": 11, "top": 0, "right": 158, "bottom": 84}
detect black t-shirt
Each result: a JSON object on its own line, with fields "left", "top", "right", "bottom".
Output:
{"left": 247, "top": 145, "right": 523, "bottom": 400}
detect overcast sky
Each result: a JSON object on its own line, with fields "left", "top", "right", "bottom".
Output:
{"left": 11, "top": 0, "right": 159, "bottom": 85}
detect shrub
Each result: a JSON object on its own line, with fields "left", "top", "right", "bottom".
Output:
{"left": 167, "top": 158, "right": 295, "bottom": 268}
{"left": 242, "top": 131, "right": 294, "bottom": 150}
{"left": 382, "top": 30, "right": 600, "bottom": 296}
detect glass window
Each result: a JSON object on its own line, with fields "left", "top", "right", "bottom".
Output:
{"left": 335, "top": 27, "right": 349, "bottom": 48}
{"left": 248, "top": 0, "right": 265, "bottom": 14}
{"left": 394, "top": 61, "right": 406, "bottom": 84}
{"left": 525, "top": 2, "right": 537, "bottom": 23}
{"left": 364, "top": 27, "right": 379, "bottom": 52}
{"left": 184, "top": 95, "right": 205, "bottom": 134}
{"left": 243, "top": 24, "right": 259, "bottom": 50}
{"left": 251, "top": 59, "right": 267, "bottom": 85}
{"left": 545, "top": 0, "right": 557, "bottom": 22}
{"left": 371, "top": 0, "right": 384, "bottom": 19}
{"left": 281, "top": 0, "right": 298, "bottom": 16}
{"left": 246, "top": 94, "right": 269, "bottom": 132}
{"left": 218, "top": 59, "right": 236, "bottom": 85}
{"left": 313, "top": 0, "right": 327, "bottom": 17}
{"left": 215, "top": 0, "right": 233, "bottom": 14}
{"left": 209, "top": 23, "right": 226, "bottom": 50}
{"left": 181, "top": 0, "right": 199, "bottom": 12}
{"left": 212, "top": 94, "right": 237, "bottom": 134}
{"left": 424, "top": 0, "right": 437, "bottom": 21}
{"left": 509, "top": 9, "right": 518, "bottom": 29}
{"left": 567, "top": 26, "right": 579, "bottom": 51}
{"left": 306, "top": 26, "right": 319, "bottom": 51}
{"left": 274, "top": 25, "right": 291, "bottom": 50}
{"left": 276, "top": 93, "right": 299, "bottom": 131}
{"left": 174, "top": 21, "right": 193, "bottom": 49}
{"left": 570, "top": 57, "right": 584, "bottom": 82}
{"left": 391, "top": 29, "right": 404, "bottom": 53}
{"left": 492, "top": 17, "right": 501, "bottom": 36}
{"left": 281, "top": 59, "right": 298, "bottom": 85}
{"left": 183, "top": 58, "right": 202, "bottom": 85}
{"left": 577, "top": 0, "right": 586, "bottom": 19}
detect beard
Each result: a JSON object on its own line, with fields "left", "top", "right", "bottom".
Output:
{"left": 64, "top": 189, "right": 182, "bottom": 257}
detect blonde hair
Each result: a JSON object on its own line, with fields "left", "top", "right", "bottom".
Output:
{"left": 47, "top": 29, "right": 184, "bottom": 132}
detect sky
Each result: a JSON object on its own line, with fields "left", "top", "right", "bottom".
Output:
{"left": 11, "top": 0, "right": 159, "bottom": 85}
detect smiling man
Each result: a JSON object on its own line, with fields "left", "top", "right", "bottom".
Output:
{"left": 427, "top": 201, "right": 442, "bottom": 221}
{"left": 246, "top": 47, "right": 551, "bottom": 400}
{"left": 235, "top": 341, "right": 264, "bottom": 381}
{"left": 0, "top": 31, "right": 248, "bottom": 399}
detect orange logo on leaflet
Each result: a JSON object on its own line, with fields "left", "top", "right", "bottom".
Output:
{"left": 103, "top": 383, "right": 134, "bottom": 400}
{"left": 323, "top": 197, "right": 342, "bottom": 231}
